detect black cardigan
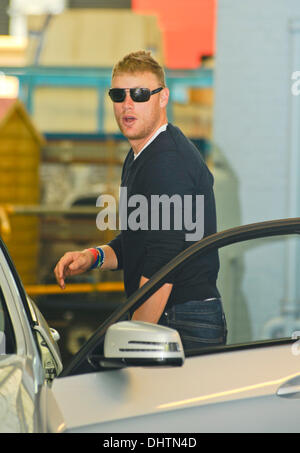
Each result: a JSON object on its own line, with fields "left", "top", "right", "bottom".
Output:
{"left": 108, "top": 123, "right": 220, "bottom": 308}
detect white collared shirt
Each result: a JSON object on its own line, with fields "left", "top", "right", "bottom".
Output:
{"left": 134, "top": 123, "right": 168, "bottom": 160}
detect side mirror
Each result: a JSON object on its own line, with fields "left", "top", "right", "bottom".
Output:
{"left": 103, "top": 321, "right": 185, "bottom": 367}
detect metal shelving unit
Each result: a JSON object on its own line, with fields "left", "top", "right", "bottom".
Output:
{"left": 1, "top": 65, "right": 213, "bottom": 134}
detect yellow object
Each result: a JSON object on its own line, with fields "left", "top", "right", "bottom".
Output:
{"left": 0, "top": 100, "right": 45, "bottom": 284}
{"left": 0, "top": 75, "right": 19, "bottom": 99}
{"left": 189, "top": 88, "right": 214, "bottom": 106}
{"left": 0, "top": 36, "right": 27, "bottom": 67}
{"left": 0, "top": 206, "right": 11, "bottom": 240}
{"left": 25, "top": 282, "right": 124, "bottom": 295}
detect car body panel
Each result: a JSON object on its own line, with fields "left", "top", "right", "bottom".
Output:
{"left": 38, "top": 384, "right": 66, "bottom": 433}
{"left": 69, "top": 391, "right": 300, "bottom": 433}
{"left": 0, "top": 244, "right": 64, "bottom": 433}
{"left": 52, "top": 342, "right": 300, "bottom": 432}
{"left": 0, "top": 355, "right": 66, "bottom": 433}
{"left": 0, "top": 355, "right": 37, "bottom": 433}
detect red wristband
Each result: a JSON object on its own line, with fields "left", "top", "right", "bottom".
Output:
{"left": 87, "top": 248, "right": 98, "bottom": 265}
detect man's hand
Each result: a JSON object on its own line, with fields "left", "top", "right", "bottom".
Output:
{"left": 54, "top": 249, "right": 94, "bottom": 289}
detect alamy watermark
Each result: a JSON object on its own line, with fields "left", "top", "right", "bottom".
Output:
{"left": 95, "top": 187, "right": 204, "bottom": 241}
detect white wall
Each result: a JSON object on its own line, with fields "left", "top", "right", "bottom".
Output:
{"left": 213, "top": 0, "right": 300, "bottom": 224}
{"left": 213, "top": 0, "right": 300, "bottom": 341}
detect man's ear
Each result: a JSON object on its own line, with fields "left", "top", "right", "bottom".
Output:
{"left": 160, "top": 87, "right": 169, "bottom": 108}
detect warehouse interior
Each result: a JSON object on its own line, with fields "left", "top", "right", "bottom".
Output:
{"left": 1, "top": 0, "right": 300, "bottom": 366}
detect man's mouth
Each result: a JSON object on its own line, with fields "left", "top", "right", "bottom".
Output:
{"left": 123, "top": 116, "right": 136, "bottom": 126}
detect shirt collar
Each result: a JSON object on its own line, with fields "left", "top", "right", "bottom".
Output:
{"left": 133, "top": 123, "right": 168, "bottom": 160}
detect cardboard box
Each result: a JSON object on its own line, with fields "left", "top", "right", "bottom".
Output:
{"left": 189, "top": 87, "right": 214, "bottom": 106}
{"left": 33, "top": 86, "right": 99, "bottom": 132}
{"left": 173, "top": 102, "right": 213, "bottom": 139}
{"left": 26, "top": 9, "right": 164, "bottom": 66}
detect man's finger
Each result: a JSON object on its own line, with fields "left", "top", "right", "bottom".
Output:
{"left": 56, "top": 266, "right": 66, "bottom": 288}
{"left": 58, "top": 277, "right": 66, "bottom": 290}
{"left": 54, "top": 258, "right": 72, "bottom": 288}
{"left": 54, "top": 251, "right": 89, "bottom": 289}
{"left": 54, "top": 270, "right": 66, "bottom": 289}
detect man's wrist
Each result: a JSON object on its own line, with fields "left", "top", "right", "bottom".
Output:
{"left": 95, "top": 246, "right": 105, "bottom": 268}
{"left": 86, "top": 248, "right": 98, "bottom": 266}
{"left": 87, "top": 247, "right": 105, "bottom": 270}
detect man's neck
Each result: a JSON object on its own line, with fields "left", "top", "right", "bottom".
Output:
{"left": 130, "top": 120, "right": 168, "bottom": 156}
{"left": 133, "top": 123, "right": 168, "bottom": 160}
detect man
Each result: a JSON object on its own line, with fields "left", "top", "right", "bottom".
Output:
{"left": 54, "top": 50, "right": 227, "bottom": 351}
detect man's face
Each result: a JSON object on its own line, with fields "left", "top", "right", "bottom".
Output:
{"left": 111, "top": 71, "right": 168, "bottom": 144}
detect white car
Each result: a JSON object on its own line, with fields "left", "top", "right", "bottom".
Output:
{"left": 1, "top": 218, "right": 300, "bottom": 433}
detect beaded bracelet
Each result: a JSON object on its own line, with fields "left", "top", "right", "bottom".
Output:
{"left": 88, "top": 247, "right": 105, "bottom": 270}
{"left": 95, "top": 246, "right": 105, "bottom": 268}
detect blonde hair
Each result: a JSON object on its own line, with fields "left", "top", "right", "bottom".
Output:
{"left": 112, "top": 50, "right": 166, "bottom": 87}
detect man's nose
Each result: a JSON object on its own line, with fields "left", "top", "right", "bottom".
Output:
{"left": 123, "top": 89, "right": 134, "bottom": 106}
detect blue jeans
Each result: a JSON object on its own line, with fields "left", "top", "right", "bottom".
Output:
{"left": 159, "top": 298, "right": 227, "bottom": 352}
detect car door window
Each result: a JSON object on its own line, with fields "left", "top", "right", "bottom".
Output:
{"left": 0, "top": 287, "right": 16, "bottom": 354}
{"left": 62, "top": 220, "right": 300, "bottom": 377}
{"left": 218, "top": 233, "right": 300, "bottom": 346}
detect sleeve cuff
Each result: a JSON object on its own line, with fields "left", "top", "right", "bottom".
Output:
{"left": 107, "top": 234, "right": 123, "bottom": 270}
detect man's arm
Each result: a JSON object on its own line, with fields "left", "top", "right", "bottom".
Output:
{"left": 132, "top": 276, "right": 173, "bottom": 324}
{"left": 54, "top": 244, "right": 118, "bottom": 289}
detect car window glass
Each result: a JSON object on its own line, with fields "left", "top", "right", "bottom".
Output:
{"left": 218, "top": 233, "right": 300, "bottom": 346}
{"left": 0, "top": 287, "right": 16, "bottom": 354}
{"left": 62, "top": 226, "right": 300, "bottom": 377}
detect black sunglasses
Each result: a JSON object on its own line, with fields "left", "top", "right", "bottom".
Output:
{"left": 108, "top": 87, "right": 163, "bottom": 103}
